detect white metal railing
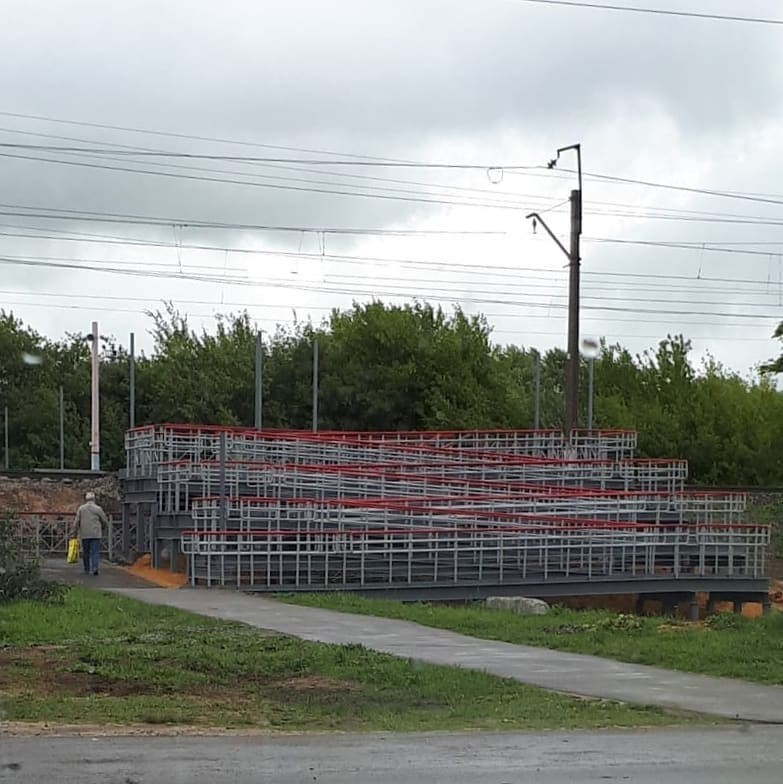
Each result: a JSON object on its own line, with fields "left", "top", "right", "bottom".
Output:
{"left": 181, "top": 522, "right": 770, "bottom": 588}
{"left": 126, "top": 425, "right": 644, "bottom": 478}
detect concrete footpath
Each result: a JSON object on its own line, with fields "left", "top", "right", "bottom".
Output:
{"left": 112, "top": 587, "right": 783, "bottom": 723}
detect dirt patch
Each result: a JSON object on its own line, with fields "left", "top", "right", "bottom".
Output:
{"left": 279, "top": 676, "right": 361, "bottom": 692}
{"left": 0, "top": 721, "right": 302, "bottom": 737}
{"left": 0, "top": 476, "right": 119, "bottom": 515}
{"left": 657, "top": 623, "right": 700, "bottom": 633}
{"left": 0, "top": 647, "right": 160, "bottom": 698}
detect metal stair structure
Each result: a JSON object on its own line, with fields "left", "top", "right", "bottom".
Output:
{"left": 119, "top": 424, "right": 771, "bottom": 612}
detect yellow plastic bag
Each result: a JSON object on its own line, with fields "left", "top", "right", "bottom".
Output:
{"left": 66, "top": 538, "right": 80, "bottom": 564}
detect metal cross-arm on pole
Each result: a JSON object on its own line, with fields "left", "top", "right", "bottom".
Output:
{"left": 524, "top": 211, "right": 570, "bottom": 260}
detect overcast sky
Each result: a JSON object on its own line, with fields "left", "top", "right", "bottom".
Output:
{"left": 1, "top": 0, "right": 782, "bottom": 375}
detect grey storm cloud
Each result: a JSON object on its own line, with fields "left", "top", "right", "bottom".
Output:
{"left": 0, "top": 0, "right": 781, "bottom": 370}
{"left": 3, "top": 1, "right": 781, "bottom": 142}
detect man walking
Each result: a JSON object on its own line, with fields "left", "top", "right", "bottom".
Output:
{"left": 73, "top": 492, "right": 108, "bottom": 576}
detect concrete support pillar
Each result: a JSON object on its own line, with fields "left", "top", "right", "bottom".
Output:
{"left": 635, "top": 595, "right": 646, "bottom": 616}
{"left": 688, "top": 594, "right": 699, "bottom": 622}
{"left": 762, "top": 596, "right": 772, "bottom": 616}
{"left": 121, "top": 504, "right": 130, "bottom": 560}
{"left": 706, "top": 595, "right": 716, "bottom": 616}
{"left": 134, "top": 504, "right": 143, "bottom": 554}
{"left": 733, "top": 600, "right": 743, "bottom": 615}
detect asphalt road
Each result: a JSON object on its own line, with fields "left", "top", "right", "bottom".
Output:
{"left": 2, "top": 726, "right": 782, "bottom": 784}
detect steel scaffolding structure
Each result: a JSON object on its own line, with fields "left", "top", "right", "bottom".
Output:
{"left": 119, "top": 424, "right": 770, "bottom": 605}
{"left": 11, "top": 511, "right": 129, "bottom": 560}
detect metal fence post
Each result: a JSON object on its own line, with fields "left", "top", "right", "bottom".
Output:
{"left": 219, "top": 431, "right": 227, "bottom": 529}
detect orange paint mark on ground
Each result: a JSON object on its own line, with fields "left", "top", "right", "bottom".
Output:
{"left": 123, "top": 554, "right": 188, "bottom": 589}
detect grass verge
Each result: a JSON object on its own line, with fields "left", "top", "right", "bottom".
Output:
{"left": 0, "top": 587, "right": 696, "bottom": 732}
{"left": 279, "top": 594, "right": 783, "bottom": 685}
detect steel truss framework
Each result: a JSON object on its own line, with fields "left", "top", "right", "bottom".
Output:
{"left": 12, "top": 512, "right": 131, "bottom": 561}
{"left": 120, "top": 424, "right": 771, "bottom": 601}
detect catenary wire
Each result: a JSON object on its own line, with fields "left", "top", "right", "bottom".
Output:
{"left": 511, "top": 0, "right": 783, "bottom": 26}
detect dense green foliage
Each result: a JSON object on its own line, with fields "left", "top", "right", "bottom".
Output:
{"left": 1, "top": 303, "right": 782, "bottom": 484}
{"left": 0, "top": 518, "right": 68, "bottom": 604}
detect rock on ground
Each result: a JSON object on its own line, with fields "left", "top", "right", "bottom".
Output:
{"left": 484, "top": 596, "right": 550, "bottom": 615}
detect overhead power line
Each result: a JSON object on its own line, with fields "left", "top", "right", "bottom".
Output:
{"left": 0, "top": 253, "right": 780, "bottom": 323}
{"left": 0, "top": 142, "right": 534, "bottom": 170}
{"left": 0, "top": 125, "right": 569, "bottom": 206}
{"left": 8, "top": 138, "right": 783, "bottom": 208}
{"left": 513, "top": 0, "right": 783, "bottom": 26}
{"left": 10, "top": 124, "right": 783, "bottom": 224}
{"left": 9, "top": 149, "right": 783, "bottom": 224}
{"left": 0, "top": 202, "right": 507, "bottom": 234}
{"left": 5, "top": 115, "right": 783, "bottom": 213}
{"left": 0, "top": 151, "right": 540, "bottom": 212}
{"left": 0, "top": 291, "right": 772, "bottom": 342}
{"left": 4, "top": 216, "right": 783, "bottom": 291}
{"left": 4, "top": 227, "right": 780, "bottom": 297}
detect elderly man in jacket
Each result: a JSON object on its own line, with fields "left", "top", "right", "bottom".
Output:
{"left": 72, "top": 492, "right": 108, "bottom": 576}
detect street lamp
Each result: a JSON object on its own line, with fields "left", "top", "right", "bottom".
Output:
{"left": 581, "top": 337, "right": 600, "bottom": 432}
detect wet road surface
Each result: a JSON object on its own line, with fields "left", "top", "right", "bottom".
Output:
{"left": 2, "top": 726, "right": 782, "bottom": 783}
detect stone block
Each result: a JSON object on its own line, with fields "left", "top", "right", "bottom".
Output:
{"left": 484, "top": 596, "right": 550, "bottom": 615}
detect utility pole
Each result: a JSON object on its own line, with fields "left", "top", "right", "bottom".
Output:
{"left": 89, "top": 321, "right": 100, "bottom": 472}
{"left": 587, "top": 356, "right": 594, "bottom": 431}
{"left": 254, "top": 330, "right": 263, "bottom": 430}
{"left": 312, "top": 339, "right": 319, "bottom": 433}
{"left": 526, "top": 143, "right": 582, "bottom": 439}
{"left": 533, "top": 349, "right": 541, "bottom": 429}
{"left": 59, "top": 385, "right": 64, "bottom": 470}
{"left": 129, "top": 332, "right": 136, "bottom": 429}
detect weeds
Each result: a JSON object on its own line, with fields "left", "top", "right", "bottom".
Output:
{"left": 0, "top": 587, "right": 693, "bottom": 731}
{"left": 281, "top": 594, "right": 783, "bottom": 685}
{"left": 0, "top": 517, "right": 69, "bottom": 605}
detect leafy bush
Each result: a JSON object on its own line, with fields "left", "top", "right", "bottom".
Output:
{"left": 545, "top": 613, "right": 645, "bottom": 635}
{"left": 704, "top": 612, "right": 751, "bottom": 631}
{"left": 0, "top": 517, "right": 68, "bottom": 604}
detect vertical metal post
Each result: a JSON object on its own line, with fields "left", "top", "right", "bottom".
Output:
{"left": 129, "top": 332, "right": 136, "bottom": 429}
{"left": 59, "top": 385, "right": 64, "bottom": 470}
{"left": 587, "top": 356, "right": 595, "bottom": 432}
{"left": 254, "top": 330, "right": 263, "bottom": 430}
{"left": 3, "top": 406, "right": 8, "bottom": 471}
{"left": 312, "top": 338, "right": 319, "bottom": 433}
{"left": 218, "top": 430, "right": 227, "bottom": 530}
{"left": 565, "top": 189, "right": 581, "bottom": 440}
{"left": 90, "top": 320, "right": 100, "bottom": 472}
{"left": 533, "top": 350, "right": 541, "bottom": 430}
